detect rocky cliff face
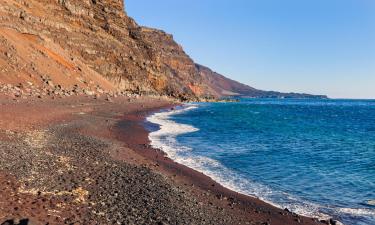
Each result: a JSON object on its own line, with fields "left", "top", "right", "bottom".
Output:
{"left": 0, "top": 0, "right": 207, "bottom": 100}
{"left": 0, "top": 0, "right": 326, "bottom": 100}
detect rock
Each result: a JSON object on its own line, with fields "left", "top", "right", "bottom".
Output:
{"left": 320, "top": 219, "right": 335, "bottom": 225}
{"left": 0, "top": 218, "right": 39, "bottom": 225}
{"left": 0, "top": 220, "right": 13, "bottom": 225}
{"left": 329, "top": 219, "right": 344, "bottom": 225}
{"left": 84, "top": 89, "right": 95, "bottom": 96}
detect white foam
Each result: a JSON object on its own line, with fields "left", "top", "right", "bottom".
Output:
{"left": 366, "top": 200, "right": 375, "bottom": 206}
{"left": 338, "top": 207, "right": 375, "bottom": 216}
{"left": 147, "top": 105, "right": 199, "bottom": 159}
{"left": 146, "top": 105, "right": 358, "bottom": 222}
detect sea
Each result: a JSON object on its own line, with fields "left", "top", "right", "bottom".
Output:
{"left": 146, "top": 98, "right": 375, "bottom": 225}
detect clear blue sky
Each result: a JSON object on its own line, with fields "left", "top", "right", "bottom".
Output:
{"left": 126, "top": 0, "right": 375, "bottom": 99}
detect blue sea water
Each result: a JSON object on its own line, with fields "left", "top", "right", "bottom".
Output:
{"left": 146, "top": 99, "right": 375, "bottom": 225}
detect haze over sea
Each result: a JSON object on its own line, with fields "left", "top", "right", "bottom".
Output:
{"left": 147, "top": 99, "right": 375, "bottom": 225}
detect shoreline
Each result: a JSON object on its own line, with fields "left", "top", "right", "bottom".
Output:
{"left": 114, "top": 103, "right": 329, "bottom": 225}
{"left": 143, "top": 103, "right": 335, "bottom": 221}
{"left": 0, "top": 96, "right": 328, "bottom": 225}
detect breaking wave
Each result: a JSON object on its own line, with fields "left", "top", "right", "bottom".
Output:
{"left": 146, "top": 105, "right": 335, "bottom": 220}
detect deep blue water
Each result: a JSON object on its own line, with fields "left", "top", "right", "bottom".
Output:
{"left": 147, "top": 99, "right": 375, "bottom": 225}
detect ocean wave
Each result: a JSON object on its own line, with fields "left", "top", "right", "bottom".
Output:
{"left": 366, "top": 200, "right": 375, "bottom": 206}
{"left": 146, "top": 105, "right": 332, "bottom": 220}
{"left": 146, "top": 105, "right": 199, "bottom": 158}
{"left": 338, "top": 207, "right": 375, "bottom": 216}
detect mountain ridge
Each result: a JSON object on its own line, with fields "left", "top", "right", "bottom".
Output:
{"left": 196, "top": 64, "right": 328, "bottom": 99}
{"left": 0, "top": 0, "right": 327, "bottom": 100}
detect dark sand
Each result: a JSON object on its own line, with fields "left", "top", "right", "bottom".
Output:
{"left": 0, "top": 95, "right": 328, "bottom": 225}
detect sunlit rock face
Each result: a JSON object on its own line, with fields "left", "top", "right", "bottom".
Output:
{"left": 0, "top": 0, "right": 324, "bottom": 100}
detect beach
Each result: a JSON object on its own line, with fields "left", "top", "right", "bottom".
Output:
{"left": 0, "top": 95, "right": 327, "bottom": 225}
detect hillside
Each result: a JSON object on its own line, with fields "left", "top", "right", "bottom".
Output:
{"left": 0, "top": 0, "right": 326, "bottom": 100}
{"left": 197, "top": 64, "right": 327, "bottom": 99}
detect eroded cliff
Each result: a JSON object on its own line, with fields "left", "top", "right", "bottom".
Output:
{"left": 0, "top": 0, "right": 326, "bottom": 100}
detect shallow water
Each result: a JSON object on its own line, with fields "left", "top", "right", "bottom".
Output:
{"left": 146, "top": 99, "right": 375, "bottom": 225}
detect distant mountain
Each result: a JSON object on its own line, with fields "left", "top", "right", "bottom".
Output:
{"left": 0, "top": 0, "right": 327, "bottom": 101}
{"left": 197, "top": 64, "right": 327, "bottom": 99}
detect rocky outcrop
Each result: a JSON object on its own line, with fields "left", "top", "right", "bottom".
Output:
{"left": 0, "top": 0, "right": 326, "bottom": 101}
{"left": 0, "top": 0, "right": 205, "bottom": 100}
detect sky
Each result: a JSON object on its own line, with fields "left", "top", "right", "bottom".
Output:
{"left": 126, "top": 0, "right": 375, "bottom": 99}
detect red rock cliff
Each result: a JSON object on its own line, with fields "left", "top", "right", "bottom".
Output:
{"left": 0, "top": 0, "right": 326, "bottom": 100}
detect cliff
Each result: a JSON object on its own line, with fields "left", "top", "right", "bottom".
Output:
{"left": 0, "top": 0, "right": 326, "bottom": 100}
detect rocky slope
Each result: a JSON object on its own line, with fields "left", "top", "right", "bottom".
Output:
{"left": 0, "top": 0, "right": 326, "bottom": 100}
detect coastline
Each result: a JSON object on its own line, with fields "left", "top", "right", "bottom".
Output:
{"left": 0, "top": 96, "right": 327, "bottom": 225}
{"left": 114, "top": 103, "right": 329, "bottom": 225}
